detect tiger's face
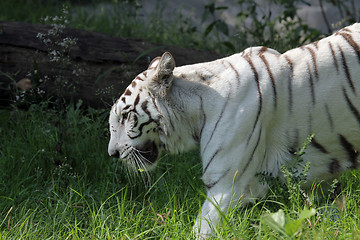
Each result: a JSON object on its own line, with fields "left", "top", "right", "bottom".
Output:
{"left": 108, "top": 52, "right": 175, "bottom": 171}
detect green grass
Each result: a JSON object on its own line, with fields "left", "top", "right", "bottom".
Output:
{"left": 0, "top": 103, "right": 203, "bottom": 239}
{"left": 1, "top": 103, "right": 360, "bottom": 239}
{"left": 0, "top": 0, "right": 62, "bottom": 23}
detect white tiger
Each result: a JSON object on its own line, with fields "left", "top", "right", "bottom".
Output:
{"left": 108, "top": 23, "right": 360, "bottom": 237}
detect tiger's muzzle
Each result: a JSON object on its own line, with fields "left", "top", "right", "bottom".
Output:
{"left": 140, "top": 141, "right": 159, "bottom": 164}
{"left": 109, "top": 141, "right": 159, "bottom": 166}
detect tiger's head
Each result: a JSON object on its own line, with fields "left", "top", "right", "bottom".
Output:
{"left": 108, "top": 52, "right": 176, "bottom": 171}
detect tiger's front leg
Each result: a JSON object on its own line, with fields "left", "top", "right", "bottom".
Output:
{"left": 193, "top": 132, "right": 269, "bottom": 238}
{"left": 193, "top": 170, "right": 240, "bottom": 238}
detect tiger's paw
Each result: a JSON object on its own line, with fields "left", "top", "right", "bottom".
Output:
{"left": 192, "top": 220, "right": 212, "bottom": 239}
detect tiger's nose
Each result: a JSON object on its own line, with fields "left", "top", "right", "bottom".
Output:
{"left": 108, "top": 147, "right": 120, "bottom": 158}
{"left": 109, "top": 151, "right": 120, "bottom": 158}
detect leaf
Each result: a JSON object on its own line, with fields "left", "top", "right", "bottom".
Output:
{"left": 269, "top": 209, "right": 285, "bottom": 227}
{"left": 222, "top": 41, "right": 235, "bottom": 52}
{"left": 299, "top": 207, "right": 316, "bottom": 220}
{"left": 215, "top": 6, "right": 228, "bottom": 11}
{"left": 204, "top": 3, "right": 215, "bottom": 14}
{"left": 215, "top": 20, "right": 229, "bottom": 36}
{"left": 204, "top": 22, "right": 216, "bottom": 37}
{"left": 261, "top": 209, "right": 286, "bottom": 235}
{"left": 284, "top": 208, "right": 316, "bottom": 237}
{"left": 75, "top": 99, "right": 83, "bottom": 110}
{"left": 284, "top": 219, "right": 302, "bottom": 236}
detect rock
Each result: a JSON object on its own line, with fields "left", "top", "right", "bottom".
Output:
{"left": 0, "top": 21, "right": 221, "bottom": 108}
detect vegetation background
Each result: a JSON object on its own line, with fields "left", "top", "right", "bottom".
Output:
{"left": 1, "top": 0, "right": 360, "bottom": 239}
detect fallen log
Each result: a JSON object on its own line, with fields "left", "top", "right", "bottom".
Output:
{"left": 0, "top": 21, "right": 221, "bottom": 109}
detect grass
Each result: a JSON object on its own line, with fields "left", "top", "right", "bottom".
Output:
{"left": 0, "top": 103, "right": 202, "bottom": 239}
{"left": 1, "top": 103, "right": 360, "bottom": 239}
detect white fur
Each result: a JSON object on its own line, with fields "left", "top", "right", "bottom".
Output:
{"left": 108, "top": 23, "right": 360, "bottom": 238}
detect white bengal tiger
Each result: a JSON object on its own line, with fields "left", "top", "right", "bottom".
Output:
{"left": 108, "top": 23, "right": 360, "bottom": 237}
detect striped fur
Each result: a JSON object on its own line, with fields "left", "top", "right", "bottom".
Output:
{"left": 108, "top": 23, "right": 360, "bottom": 237}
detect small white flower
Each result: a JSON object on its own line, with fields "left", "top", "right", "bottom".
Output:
{"left": 47, "top": 29, "right": 55, "bottom": 36}
{"left": 44, "top": 38, "right": 52, "bottom": 44}
{"left": 36, "top": 33, "right": 44, "bottom": 39}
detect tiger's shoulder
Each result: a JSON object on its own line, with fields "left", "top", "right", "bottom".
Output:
{"left": 240, "top": 46, "right": 281, "bottom": 58}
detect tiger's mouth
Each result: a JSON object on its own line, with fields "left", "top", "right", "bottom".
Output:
{"left": 139, "top": 141, "right": 159, "bottom": 164}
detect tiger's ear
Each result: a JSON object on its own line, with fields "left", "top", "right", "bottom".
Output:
{"left": 149, "top": 52, "right": 176, "bottom": 97}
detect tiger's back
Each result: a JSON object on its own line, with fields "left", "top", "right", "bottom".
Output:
{"left": 178, "top": 24, "right": 360, "bottom": 186}
{"left": 273, "top": 25, "right": 360, "bottom": 183}
{"left": 108, "top": 23, "right": 360, "bottom": 237}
